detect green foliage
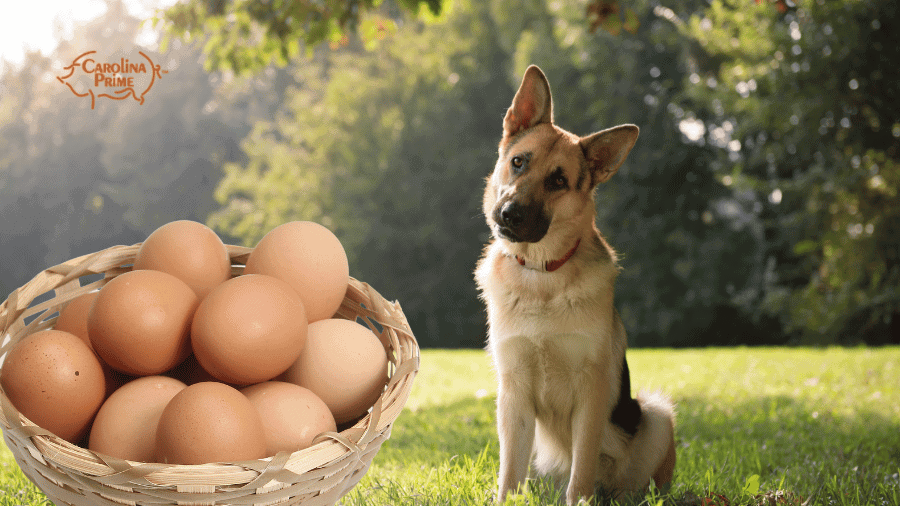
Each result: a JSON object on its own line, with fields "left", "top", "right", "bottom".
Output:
{"left": 586, "top": 0, "right": 641, "bottom": 36}
{"left": 681, "top": 0, "right": 900, "bottom": 343}
{"left": 154, "top": 0, "right": 443, "bottom": 74}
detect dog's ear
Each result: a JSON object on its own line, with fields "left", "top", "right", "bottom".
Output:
{"left": 503, "top": 65, "right": 553, "bottom": 140}
{"left": 580, "top": 124, "right": 639, "bottom": 186}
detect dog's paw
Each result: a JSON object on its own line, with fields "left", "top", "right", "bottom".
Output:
{"left": 565, "top": 484, "right": 595, "bottom": 506}
{"left": 496, "top": 487, "right": 517, "bottom": 504}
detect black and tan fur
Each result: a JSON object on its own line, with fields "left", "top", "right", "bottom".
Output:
{"left": 475, "top": 65, "right": 676, "bottom": 504}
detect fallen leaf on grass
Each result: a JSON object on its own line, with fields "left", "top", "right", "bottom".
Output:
{"left": 753, "top": 490, "right": 804, "bottom": 505}
{"left": 678, "top": 492, "right": 730, "bottom": 506}
{"left": 676, "top": 490, "right": 803, "bottom": 506}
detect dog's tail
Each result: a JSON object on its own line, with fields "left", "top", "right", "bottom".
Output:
{"left": 616, "top": 390, "right": 676, "bottom": 491}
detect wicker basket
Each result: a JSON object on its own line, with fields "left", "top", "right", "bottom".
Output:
{"left": 0, "top": 243, "right": 420, "bottom": 506}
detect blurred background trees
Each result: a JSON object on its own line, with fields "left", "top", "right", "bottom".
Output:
{"left": 1, "top": 0, "right": 896, "bottom": 347}
{"left": 683, "top": 0, "right": 900, "bottom": 344}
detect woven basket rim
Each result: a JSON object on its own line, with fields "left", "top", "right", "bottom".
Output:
{"left": 0, "top": 242, "right": 419, "bottom": 501}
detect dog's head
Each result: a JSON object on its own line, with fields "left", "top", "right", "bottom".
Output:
{"left": 484, "top": 65, "right": 639, "bottom": 245}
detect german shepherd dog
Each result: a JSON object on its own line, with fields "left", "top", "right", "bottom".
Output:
{"left": 475, "top": 65, "right": 677, "bottom": 504}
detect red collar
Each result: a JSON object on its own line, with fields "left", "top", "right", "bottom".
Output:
{"left": 514, "top": 239, "right": 581, "bottom": 272}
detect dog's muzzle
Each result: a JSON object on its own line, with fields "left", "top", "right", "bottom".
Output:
{"left": 493, "top": 201, "right": 550, "bottom": 243}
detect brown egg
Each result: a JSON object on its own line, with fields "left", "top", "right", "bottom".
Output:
{"left": 191, "top": 274, "right": 307, "bottom": 385}
{"left": 279, "top": 319, "right": 388, "bottom": 424}
{"left": 155, "top": 382, "right": 266, "bottom": 465}
{"left": 134, "top": 220, "right": 231, "bottom": 299}
{"left": 89, "top": 376, "right": 186, "bottom": 462}
{"left": 244, "top": 221, "right": 349, "bottom": 323}
{"left": 0, "top": 330, "right": 106, "bottom": 443}
{"left": 54, "top": 291, "right": 128, "bottom": 397}
{"left": 241, "top": 382, "right": 336, "bottom": 456}
{"left": 89, "top": 270, "right": 198, "bottom": 376}
{"left": 54, "top": 291, "right": 99, "bottom": 348}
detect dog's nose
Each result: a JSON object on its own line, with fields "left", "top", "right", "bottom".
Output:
{"left": 499, "top": 201, "right": 525, "bottom": 228}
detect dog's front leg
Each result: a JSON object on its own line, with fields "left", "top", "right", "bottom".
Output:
{"left": 567, "top": 381, "right": 607, "bottom": 505}
{"left": 496, "top": 378, "right": 535, "bottom": 503}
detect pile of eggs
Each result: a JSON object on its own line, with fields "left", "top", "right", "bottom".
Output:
{"left": 0, "top": 220, "right": 389, "bottom": 465}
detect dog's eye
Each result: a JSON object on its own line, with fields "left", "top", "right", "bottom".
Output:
{"left": 547, "top": 169, "right": 567, "bottom": 190}
{"left": 511, "top": 156, "right": 524, "bottom": 170}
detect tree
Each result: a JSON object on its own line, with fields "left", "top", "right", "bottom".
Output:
{"left": 156, "top": 0, "right": 443, "bottom": 74}
{"left": 682, "top": 0, "right": 900, "bottom": 343}
{"left": 154, "top": 0, "right": 658, "bottom": 75}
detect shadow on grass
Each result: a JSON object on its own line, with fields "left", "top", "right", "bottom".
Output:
{"left": 371, "top": 394, "right": 899, "bottom": 505}
{"left": 672, "top": 395, "right": 900, "bottom": 505}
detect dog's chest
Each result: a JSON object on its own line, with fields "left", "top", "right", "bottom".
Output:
{"left": 532, "top": 332, "right": 599, "bottom": 401}
{"left": 488, "top": 294, "right": 614, "bottom": 407}
{"left": 478, "top": 243, "right": 618, "bottom": 414}
{"left": 481, "top": 258, "right": 615, "bottom": 354}
{"left": 492, "top": 329, "right": 607, "bottom": 437}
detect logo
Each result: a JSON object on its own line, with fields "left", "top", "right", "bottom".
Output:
{"left": 57, "top": 50, "right": 168, "bottom": 109}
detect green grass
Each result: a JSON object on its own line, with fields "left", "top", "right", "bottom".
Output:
{"left": 2, "top": 348, "right": 899, "bottom": 505}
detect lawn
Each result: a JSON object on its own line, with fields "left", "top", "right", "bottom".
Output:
{"left": 2, "top": 347, "right": 899, "bottom": 505}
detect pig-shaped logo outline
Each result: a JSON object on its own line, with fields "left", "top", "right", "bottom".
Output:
{"left": 57, "top": 50, "right": 168, "bottom": 109}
